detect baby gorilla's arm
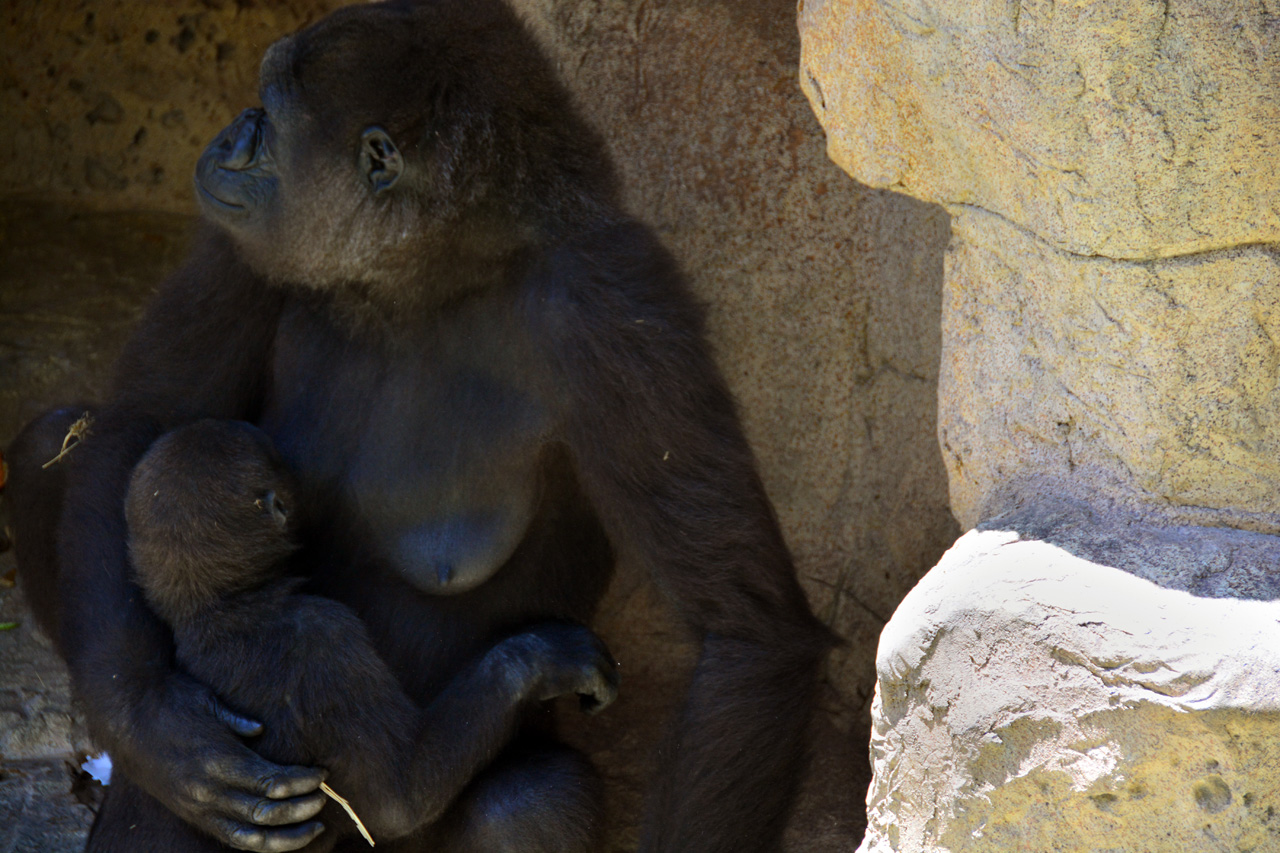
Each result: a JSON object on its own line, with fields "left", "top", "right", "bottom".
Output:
{"left": 355, "top": 621, "right": 618, "bottom": 840}
{"left": 220, "top": 603, "right": 617, "bottom": 845}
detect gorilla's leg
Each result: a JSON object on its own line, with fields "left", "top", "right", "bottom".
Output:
{"left": 445, "top": 740, "right": 603, "bottom": 853}
{"left": 6, "top": 405, "right": 96, "bottom": 649}
{"left": 360, "top": 739, "right": 603, "bottom": 853}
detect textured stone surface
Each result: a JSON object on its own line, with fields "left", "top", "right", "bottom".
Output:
{"left": 0, "top": 571, "right": 98, "bottom": 853}
{"left": 799, "top": 0, "right": 1280, "bottom": 537}
{"left": 0, "top": 1, "right": 347, "bottom": 212}
{"left": 798, "top": 0, "right": 1280, "bottom": 261}
{"left": 862, "top": 528, "right": 1280, "bottom": 853}
{"left": 800, "top": 0, "right": 1280, "bottom": 847}
{"left": 940, "top": 207, "right": 1280, "bottom": 533}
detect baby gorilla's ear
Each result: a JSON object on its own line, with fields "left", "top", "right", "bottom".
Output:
{"left": 360, "top": 126, "right": 403, "bottom": 194}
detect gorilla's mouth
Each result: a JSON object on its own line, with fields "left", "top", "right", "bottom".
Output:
{"left": 196, "top": 182, "right": 246, "bottom": 212}
{"left": 195, "top": 108, "right": 275, "bottom": 219}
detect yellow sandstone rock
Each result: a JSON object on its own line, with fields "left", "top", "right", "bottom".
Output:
{"left": 800, "top": 0, "right": 1280, "bottom": 260}
{"left": 800, "top": 1, "right": 1280, "bottom": 850}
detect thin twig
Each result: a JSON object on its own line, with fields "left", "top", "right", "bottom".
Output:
{"left": 320, "top": 782, "right": 375, "bottom": 847}
{"left": 42, "top": 412, "right": 93, "bottom": 469}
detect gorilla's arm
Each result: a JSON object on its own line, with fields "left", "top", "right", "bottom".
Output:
{"left": 296, "top": 619, "right": 616, "bottom": 842}
{"left": 533, "top": 222, "right": 835, "bottom": 853}
{"left": 57, "top": 231, "right": 330, "bottom": 852}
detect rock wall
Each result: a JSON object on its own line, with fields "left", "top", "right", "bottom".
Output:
{"left": 3, "top": 0, "right": 963, "bottom": 848}
{"left": 0, "top": 1, "right": 347, "bottom": 212}
{"left": 800, "top": 0, "right": 1280, "bottom": 532}
{"left": 800, "top": 0, "right": 1280, "bottom": 850}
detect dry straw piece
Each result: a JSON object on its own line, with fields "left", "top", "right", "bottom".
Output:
{"left": 42, "top": 412, "right": 94, "bottom": 469}
{"left": 320, "top": 782, "right": 375, "bottom": 847}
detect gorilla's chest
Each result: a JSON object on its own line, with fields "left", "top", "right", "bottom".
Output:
{"left": 259, "top": 296, "right": 554, "bottom": 594}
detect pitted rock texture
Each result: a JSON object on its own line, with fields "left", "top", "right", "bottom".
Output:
{"left": 862, "top": 528, "right": 1280, "bottom": 853}
{"left": 798, "top": 0, "right": 1280, "bottom": 261}
{"left": 0, "top": 2, "right": 348, "bottom": 212}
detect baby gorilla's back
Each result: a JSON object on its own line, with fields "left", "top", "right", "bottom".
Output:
{"left": 175, "top": 583, "right": 420, "bottom": 834}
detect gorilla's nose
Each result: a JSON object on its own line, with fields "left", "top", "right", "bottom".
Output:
{"left": 217, "top": 108, "right": 265, "bottom": 171}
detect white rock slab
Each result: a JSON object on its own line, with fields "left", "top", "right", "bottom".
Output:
{"left": 861, "top": 528, "right": 1280, "bottom": 852}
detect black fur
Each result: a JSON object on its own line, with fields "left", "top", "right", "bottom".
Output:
{"left": 8, "top": 1, "right": 833, "bottom": 850}
{"left": 113, "top": 418, "right": 617, "bottom": 851}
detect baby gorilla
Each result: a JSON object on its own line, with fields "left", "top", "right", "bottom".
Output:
{"left": 123, "top": 420, "right": 618, "bottom": 851}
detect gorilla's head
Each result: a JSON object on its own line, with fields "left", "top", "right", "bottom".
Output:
{"left": 195, "top": 0, "right": 613, "bottom": 298}
{"left": 127, "top": 420, "right": 298, "bottom": 625}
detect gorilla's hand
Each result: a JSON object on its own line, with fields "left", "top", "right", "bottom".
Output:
{"left": 121, "top": 674, "right": 329, "bottom": 852}
{"left": 504, "top": 622, "right": 620, "bottom": 714}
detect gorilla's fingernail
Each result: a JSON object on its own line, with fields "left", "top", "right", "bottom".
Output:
{"left": 436, "top": 563, "right": 453, "bottom": 585}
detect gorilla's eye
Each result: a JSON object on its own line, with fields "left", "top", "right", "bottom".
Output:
{"left": 360, "top": 126, "right": 403, "bottom": 195}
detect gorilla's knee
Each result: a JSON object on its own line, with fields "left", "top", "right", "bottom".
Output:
{"left": 458, "top": 746, "right": 603, "bottom": 853}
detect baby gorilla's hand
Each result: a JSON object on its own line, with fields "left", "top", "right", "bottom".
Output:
{"left": 503, "top": 622, "right": 620, "bottom": 714}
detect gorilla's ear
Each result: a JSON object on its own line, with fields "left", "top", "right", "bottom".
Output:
{"left": 359, "top": 126, "right": 403, "bottom": 194}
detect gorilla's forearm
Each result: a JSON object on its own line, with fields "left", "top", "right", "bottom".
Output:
{"left": 537, "top": 224, "right": 834, "bottom": 847}
{"left": 42, "top": 242, "right": 325, "bottom": 851}
{"left": 55, "top": 408, "right": 330, "bottom": 851}
{"left": 57, "top": 409, "right": 168, "bottom": 691}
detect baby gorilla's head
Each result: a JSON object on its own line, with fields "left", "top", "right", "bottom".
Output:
{"left": 126, "top": 420, "right": 298, "bottom": 625}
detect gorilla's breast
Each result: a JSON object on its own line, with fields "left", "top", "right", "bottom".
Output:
{"left": 260, "top": 294, "right": 553, "bottom": 595}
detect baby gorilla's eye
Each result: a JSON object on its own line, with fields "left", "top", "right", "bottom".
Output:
{"left": 257, "top": 490, "right": 289, "bottom": 528}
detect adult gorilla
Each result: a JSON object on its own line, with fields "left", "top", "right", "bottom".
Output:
{"left": 6, "top": 0, "right": 832, "bottom": 850}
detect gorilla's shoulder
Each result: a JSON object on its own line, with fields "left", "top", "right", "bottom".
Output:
{"left": 522, "top": 220, "right": 706, "bottom": 345}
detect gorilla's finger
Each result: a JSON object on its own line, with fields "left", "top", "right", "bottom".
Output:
{"left": 210, "top": 815, "right": 326, "bottom": 853}
{"left": 225, "top": 789, "right": 328, "bottom": 827}
{"left": 212, "top": 699, "right": 265, "bottom": 738}
{"left": 585, "top": 683, "right": 617, "bottom": 713}
{"left": 579, "top": 664, "right": 619, "bottom": 714}
{"left": 253, "top": 764, "right": 329, "bottom": 800}
{"left": 201, "top": 750, "right": 326, "bottom": 802}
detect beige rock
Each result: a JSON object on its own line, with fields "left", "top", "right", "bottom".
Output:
{"left": 862, "top": 528, "right": 1280, "bottom": 853}
{"left": 940, "top": 207, "right": 1280, "bottom": 533}
{"left": 799, "top": 0, "right": 1280, "bottom": 261}
{"left": 801, "top": 2, "right": 1280, "bottom": 845}
{"left": 800, "top": 0, "right": 1280, "bottom": 535}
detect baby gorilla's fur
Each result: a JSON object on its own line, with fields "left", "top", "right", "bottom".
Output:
{"left": 122, "top": 420, "right": 617, "bottom": 851}
{"left": 126, "top": 420, "right": 299, "bottom": 627}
